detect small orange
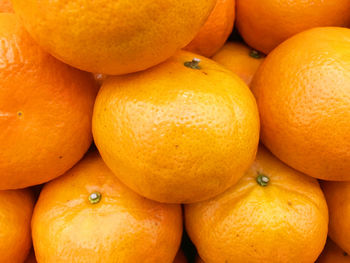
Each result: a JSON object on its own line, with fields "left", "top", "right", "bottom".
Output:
{"left": 251, "top": 27, "right": 350, "bottom": 181}
{"left": 236, "top": 0, "right": 350, "bottom": 54}
{"left": 0, "top": 189, "right": 35, "bottom": 263}
{"left": 93, "top": 50, "right": 260, "bottom": 203}
{"left": 32, "top": 152, "right": 183, "bottom": 263}
{"left": 0, "top": 0, "right": 12, "bottom": 12}
{"left": 184, "top": 0, "right": 235, "bottom": 57}
{"left": 0, "top": 14, "right": 97, "bottom": 189}
{"left": 185, "top": 146, "right": 328, "bottom": 263}
{"left": 174, "top": 250, "right": 188, "bottom": 263}
{"left": 316, "top": 239, "right": 350, "bottom": 263}
{"left": 212, "top": 42, "right": 265, "bottom": 86}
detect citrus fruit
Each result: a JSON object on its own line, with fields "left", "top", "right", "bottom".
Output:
{"left": 0, "top": 14, "right": 97, "bottom": 189}
{"left": 185, "top": 146, "right": 328, "bottom": 263}
{"left": 316, "top": 239, "right": 350, "bottom": 263}
{"left": 212, "top": 42, "right": 265, "bottom": 86}
{"left": 93, "top": 50, "right": 260, "bottom": 204}
{"left": 174, "top": 250, "right": 188, "bottom": 263}
{"left": 0, "top": 189, "right": 35, "bottom": 263}
{"left": 0, "top": 0, "right": 12, "bottom": 12}
{"left": 236, "top": 0, "right": 350, "bottom": 54}
{"left": 251, "top": 27, "right": 350, "bottom": 181}
{"left": 32, "top": 152, "right": 183, "bottom": 263}
{"left": 184, "top": 0, "right": 235, "bottom": 57}
{"left": 12, "top": 0, "right": 216, "bottom": 75}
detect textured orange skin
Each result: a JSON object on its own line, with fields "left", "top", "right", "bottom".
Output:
{"left": 24, "top": 250, "right": 37, "bottom": 263}
{"left": 184, "top": 0, "right": 235, "bottom": 57}
{"left": 185, "top": 147, "right": 328, "bottom": 263}
{"left": 32, "top": 152, "right": 183, "bottom": 263}
{"left": 212, "top": 42, "right": 265, "bottom": 86}
{"left": 322, "top": 181, "right": 350, "bottom": 255}
{"left": 0, "top": 14, "right": 97, "bottom": 189}
{"left": 0, "top": 0, "right": 12, "bottom": 12}
{"left": 316, "top": 239, "right": 350, "bottom": 263}
{"left": 236, "top": 0, "right": 350, "bottom": 54}
{"left": 0, "top": 189, "right": 35, "bottom": 263}
{"left": 173, "top": 250, "right": 188, "bottom": 263}
{"left": 12, "top": 0, "right": 216, "bottom": 75}
{"left": 93, "top": 50, "right": 260, "bottom": 204}
{"left": 251, "top": 27, "right": 350, "bottom": 181}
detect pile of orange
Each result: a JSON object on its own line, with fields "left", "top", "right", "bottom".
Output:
{"left": 0, "top": 0, "right": 349, "bottom": 262}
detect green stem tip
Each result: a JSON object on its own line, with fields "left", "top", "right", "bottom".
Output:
{"left": 89, "top": 192, "right": 102, "bottom": 204}
{"left": 256, "top": 173, "right": 270, "bottom": 187}
{"left": 249, "top": 49, "right": 262, "bottom": 59}
{"left": 184, "top": 58, "right": 201, "bottom": 70}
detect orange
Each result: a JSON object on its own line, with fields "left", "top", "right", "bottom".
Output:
{"left": 0, "top": 0, "right": 12, "bottom": 12}
{"left": 32, "top": 152, "right": 183, "bottom": 263}
{"left": 93, "top": 50, "right": 260, "bottom": 204}
{"left": 12, "top": 0, "right": 216, "bottom": 75}
{"left": 174, "top": 250, "right": 188, "bottom": 263}
{"left": 236, "top": 0, "right": 350, "bottom": 54}
{"left": 184, "top": 0, "right": 235, "bottom": 57}
{"left": 0, "top": 189, "right": 35, "bottom": 263}
{"left": 0, "top": 14, "right": 97, "bottom": 189}
{"left": 321, "top": 181, "right": 350, "bottom": 254}
{"left": 185, "top": 146, "right": 328, "bottom": 263}
{"left": 316, "top": 239, "right": 350, "bottom": 263}
{"left": 212, "top": 42, "right": 265, "bottom": 86}
{"left": 24, "top": 249, "right": 37, "bottom": 263}
{"left": 251, "top": 27, "right": 350, "bottom": 181}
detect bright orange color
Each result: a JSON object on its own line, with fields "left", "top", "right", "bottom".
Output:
{"left": 173, "top": 250, "right": 188, "bottom": 263}
{"left": 184, "top": 0, "right": 235, "bottom": 57}
{"left": 24, "top": 250, "right": 37, "bottom": 263}
{"left": 0, "top": 14, "right": 97, "bottom": 189}
{"left": 32, "top": 152, "right": 183, "bottom": 263}
{"left": 236, "top": 0, "right": 350, "bottom": 54}
{"left": 0, "top": 189, "right": 35, "bottom": 263}
{"left": 93, "top": 50, "right": 260, "bottom": 204}
{"left": 316, "top": 239, "right": 350, "bottom": 263}
{"left": 252, "top": 27, "right": 350, "bottom": 181}
{"left": 0, "top": 0, "right": 12, "bottom": 12}
{"left": 212, "top": 42, "right": 265, "bottom": 86}
{"left": 185, "top": 147, "right": 328, "bottom": 263}
{"left": 12, "top": 0, "right": 216, "bottom": 75}
{"left": 322, "top": 181, "right": 350, "bottom": 254}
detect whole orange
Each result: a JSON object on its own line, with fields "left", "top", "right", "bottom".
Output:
{"left": 93, "top": 50, "right": 260, "bottom": 204}
{"left": 32, "top": 152, "right": 183, "bottom": 263}
{"left": 212, "top": 42, "right": 265, "bottom": 86}
{"left": 12, "top": 0, "right": 216, "bottom": 75}
{"left": 0, "top": 189, "right": 35, "bottom": 263}
{"left": 236, "top": 0, "right": 350, "bottom": 54}
{"left": 316, "top": 239, "right": 350, "bottom": 263}
{"left": 0, "top": 14, "right": 97, "bottom": 189}
{"left": 251, "top": 27, "right": 350, "bottom": 181}
{"left": 174, "top": 250, "right": 188, "bottom": 263}
{"left": 185, "top": 147, "right": 328, "bottom": 263}
{"left": 0, "top": 0, "right": 12, "bottom": 12}
{"left": 184, "top": 0, "right": 235, "bottom": 57}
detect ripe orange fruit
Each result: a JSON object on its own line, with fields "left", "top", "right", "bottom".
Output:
{"left": 0, "top": 189, "right": 35, "bottom": 263}
{"left": 174, "top": 250, "right": 188, "bottom": 263}
{"left": 32, "top": 152, "right": 183, "bottom": 263}
{"left": 12, "top": 0, "right": 216, "bottom": 75}
{"left": 185, "top": 147, "right": 328, "bottom": 263}
{"left": 184, "top": 0, "right": 235, "bottom": 57}
{"left": 93, "top": 50, "right": 260, "bottom": 204}
{"left": 212, "top": 42, "right": 265, "bottom": 86}
{"left": 24, "top": 250, "right": 37, "bottom": 263}
{"left": 316, "top": 239, "right": 350, "bottom": 263}
{"left": 236, "top": 0, "right": 350, "bottom": 54}
{"left": 0, "top": 14, "right": 97, "bottom": 189}
{"left": 322, "top": 181, "right": 350, "bottom": 254}
{"left": 0, "top": 0, "right": 12, "bottom": 12}
{"left": 251, "top": 27, "right": 350, "bottom": 181}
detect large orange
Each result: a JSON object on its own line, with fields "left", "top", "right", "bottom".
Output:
{"left": 184, "top": 0, "right": 235, "bottom": 57}
{"left": 316, "top": 239, "right": 350, "bottom": 263}
{"left": 236, "top": 0, "right": 350, "bottom": 54}
{"left": 0, "top": 0, "right": 12, "bottom": 12}
{"left": 0, "top": 14, "right": 97, "bottom": 189}
{"left": 251, "top": 27, "right": 350, "bottom": 181}
{"left": 185, "top": 147, "right": 328, "bottom": 263}
{"left": 212, "top": 42, "right": 265, "bottom": 86}
{"left": 12, "top": 0, "right": 216, "bottom": 75}
{"left": 32, "top": 152, "right": 183, "bottom": 263}
{"left": 93, "top": 50, "right": 260, "bottom": 204}
{"left": 0, "top": 189, "right": 35, "bottom": 263}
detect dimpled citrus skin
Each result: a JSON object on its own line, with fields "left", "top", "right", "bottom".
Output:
{"left": 316, "top": 239, "right": 350, "bottom": 263}
{"left": 212, "top": 42, "right": 265, "bottom": 86}
{"left": 0, "top": 14, "right": 97, "bottom": 189}
{"left": 12, "top": 0, "right": 216, "bottom": 75}
{"left": 93, "top": 50, "right": 260, "bottom": 204}
{"left": 0, "top": 189, "right": 35, "bottom": 263}
{"left": 0, "top": 0, "right": 12, "bottom": 12}
{"left": 32, "top": 152, "right": 183, "bottom": 263}
{"left": 236, "top": 0, "right": 350, "bottom": 54}
{"left": 185, "top": 147, "right": 328, "bottom": 263}
{"left": 251, "top": 27, "right": 350, "bottom": 181}
{"left": 184, "top": 0, "right": 235, "bottom": 57}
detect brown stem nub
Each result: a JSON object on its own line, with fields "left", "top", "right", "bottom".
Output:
{"left": 184, "top": 58, "right": 201, "bottom": 70}
{"left": 249, "top": 49, "right": 262, "bottom": 59}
